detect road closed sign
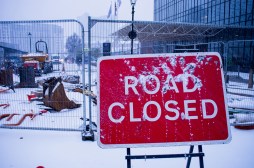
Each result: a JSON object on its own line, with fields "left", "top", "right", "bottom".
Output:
{"left": 97, "top": 52, "right": 231, "bottom": 148}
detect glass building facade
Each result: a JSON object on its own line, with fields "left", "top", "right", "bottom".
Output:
{"left": 154, "top": 0, "right": 253, "bottom": 26}
{"left": 153, "top": 0, "right": 254, "bottom": 69}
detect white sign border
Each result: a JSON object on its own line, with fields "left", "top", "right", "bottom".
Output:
{"left": 97, "top": 52, "right": 232, "bottom": 149}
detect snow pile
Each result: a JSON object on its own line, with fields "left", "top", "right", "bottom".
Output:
{"left": 234, "top": 113, "right": 254, "bottom": 123}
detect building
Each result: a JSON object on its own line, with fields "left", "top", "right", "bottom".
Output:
{"left": 153, "top": 0, "right": 254, "bottom": 69}
{"left": 154, "top": 0, "right": 253, "bottom": 26}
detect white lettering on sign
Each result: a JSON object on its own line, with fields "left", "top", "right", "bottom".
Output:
{"left": 108, "top": 99, "right": 218, "bottom": 123}
{"left": 124, "top": 76, "right": 139, "bottom": 95}
{"left": 108, "top": 102, "right": 125, "bottom": 123}
{"left": 165, "top": 100, "right": 179, "bottom": 121}
{"left": 184, "top": 100, "right": 198, "bottom": 120}
{"left": 125, "top": 74, "right": 201, "bottom": 95}
{"left": 202, "top": 99, "right": 218, "bottom": 119}
{"left": 129, "top": 102, "right": 141, "bottom": 122}
{"left": 108, "top": 71, "right": 217, "bottom": 123}
{"left": 163, "top": 74, "right": 179, "bottom": 93}
{"left": 183, "top": 74, "right": 200, "bottom": 93}
{"left": 143, "top": 101, "right": 161, "bottom": 122}
{"left": 142, "top": 75, "right": 160, "bottom": 95}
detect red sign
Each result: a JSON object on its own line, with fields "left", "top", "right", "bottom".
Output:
{"left": 97, "top": 52, "right": 231, "bottom": 148}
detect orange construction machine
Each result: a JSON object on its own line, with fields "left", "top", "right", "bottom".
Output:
{"left": 20, "top": 40, "right": 53, "bottom": 76}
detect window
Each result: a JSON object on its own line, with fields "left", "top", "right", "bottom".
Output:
{"left": 225, "top": 1, "right": 230, "bottom": 19}
{"left": 247, "top": 0, "right": 253, "bottom": 14}
{"left": 220, "top": 2, "right": 225, "bottom": 21}
{"left": 212, "top": 5, "right": 216, "bottom": 23}
{"left": 230, "top": 0, "right": 235, "bottom": 19}
{"left": 208, "top": 7, "right": 212, "bottom": 23}
{"left": 235, "top": 0, "right": 240, "bottom": 17}
{"left": 241, "top": 0, "right": 247, "bottom": 16}
{"left": 216, "top": 5, "right": 220, "bottom": 21}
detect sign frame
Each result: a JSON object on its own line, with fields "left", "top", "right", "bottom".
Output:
{"left": 97, "top": 52, "right": 231, "bottom": 148}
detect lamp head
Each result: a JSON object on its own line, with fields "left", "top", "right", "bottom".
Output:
{"left": 130, "top": 0, "right": 137, "bottom": 5}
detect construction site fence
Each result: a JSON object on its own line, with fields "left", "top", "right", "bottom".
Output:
{"left": 0, "top": 19, "right": 88, "bottom": 132}
{"left": 0, "top": 18, "right": 253, "bottom": 132}
{"left": 87, "top": 18, "right": 254, "bottom": 129}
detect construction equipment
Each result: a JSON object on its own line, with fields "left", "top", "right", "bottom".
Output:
{"left": 20, "top": 40, "right": 53, "bottom": 76}
{"left": 0, "top": 69, "right": 15, "bottom": 91}
{"left": 42, "top": 77, "right": 81, "bottom": 111}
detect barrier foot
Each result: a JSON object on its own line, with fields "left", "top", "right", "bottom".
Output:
{"left": 81, "top": 130, "right": 95, "bottom": 141}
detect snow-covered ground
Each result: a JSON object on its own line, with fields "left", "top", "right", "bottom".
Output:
{"left": 0, "top": 127, "right": 254, "bottom": 168}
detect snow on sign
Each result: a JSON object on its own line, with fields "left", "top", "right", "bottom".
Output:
{"left": 97, "top": 52, "right": 231, "bottom": 148}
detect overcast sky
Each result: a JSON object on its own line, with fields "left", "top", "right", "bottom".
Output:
{"left": 0, "top": 0, "right": 154, "bottom": 21}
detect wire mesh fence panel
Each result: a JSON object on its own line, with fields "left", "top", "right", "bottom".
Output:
{"left": 88, "top": 18, "right": 136, "bottom": 127}
{"left": 1, "top": 18, "right": 252, "bottom": 132}
{"left": 88, "top": 18, "right": 254, "bottom": 129}
{"left": 0, "top": 20, "right": 87, "bottom": 131}
{"left": 225, "top": 40, "right": 254, "bottom": 124}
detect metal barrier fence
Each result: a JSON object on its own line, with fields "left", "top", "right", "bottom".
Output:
{"left": 0, "top": 20, "right": 88, "bottom": 131}
{"left": 88, "top": 18, "right": 254, "bottom": 129}
{"left": 0, "top": 18, "right": 253, "bottom": 132}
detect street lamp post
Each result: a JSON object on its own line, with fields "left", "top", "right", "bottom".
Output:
{"left": 128, "top": 0, "right": 137, "bottom": 54}
{"left": 127, "top": 2, "right": 137, "bottom": 167}
{"left": 28, "top": 32, "right": 32, "bottom": 52}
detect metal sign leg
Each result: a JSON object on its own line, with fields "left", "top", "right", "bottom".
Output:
{"left": 186, "top": 145, "right": 194, "bottom": 168}
{"left": 198, "top": 145, "right": 204, "bottom": 168}
{"left": 127, "top": 148, "right": 131, "bottom": 168}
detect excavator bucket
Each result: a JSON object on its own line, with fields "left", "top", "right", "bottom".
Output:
{"left": 43, "top": 77, "right": 81, "bottom": 111}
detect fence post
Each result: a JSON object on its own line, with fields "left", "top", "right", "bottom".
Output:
{"left": 81, "top": 16, "right": 95, "bottom": 141}
{"left": 75, "top": 19, "right": 87, "bottom": 137}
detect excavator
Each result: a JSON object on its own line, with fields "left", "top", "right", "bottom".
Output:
{"left": 20, "top": 40, "right": 53, "bottom": 76}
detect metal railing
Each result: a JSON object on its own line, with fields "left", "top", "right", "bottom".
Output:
{"left": 0, "top": 19, "right": 88, "bottom": 132}
{"left": 1, "top": 18, "right": 253, "bottom": 132}
{"left": 87, "top": 18, "right": 254, "bottom": 128}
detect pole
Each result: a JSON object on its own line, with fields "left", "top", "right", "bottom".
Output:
{"left": 88, "top": 16, "right": 93, "bottom": 134}
{"left": 127, "top": 3, "right": 135, "bottom": 167}
{"left": 28, "top": 32, "right": 32, "bottom": 52}
{"left": 29, "top": 37, "right": 31, "bottom": 52}
{"left": 81, "top": 20, "right": 86, "bottom": 134}
{"left": 186, "top": 145, "right": 194, "bottom": 168}
{"left": 131, "top": 4, "right": 135, "bottom": 54}
{"left": 198, "top": 145, "right": 204, "bottom": 168}
{"left": 127, "top": 148, "right": 131, "bottom": 168}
